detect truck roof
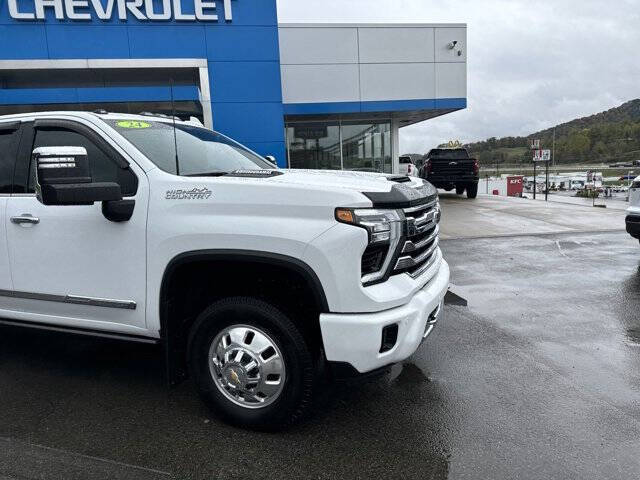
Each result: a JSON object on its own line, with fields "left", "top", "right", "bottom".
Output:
{"left": 0, "top": 110, "right": 204, "bottom": 128}
{"left": 427, "top": 148, "right": 471, "bottom": 159}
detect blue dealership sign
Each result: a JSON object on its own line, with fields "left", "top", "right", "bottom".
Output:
{"left": 0, "top": 0, "right": 287, "bottom": 164}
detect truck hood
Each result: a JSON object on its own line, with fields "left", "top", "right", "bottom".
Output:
{"left": 162, "top": 168, "right": 438, "bottom": 210}
{"left": 249, "top": 169, "right": 430, "bottom": 194}
{"left": 230, "top": 168, "right": 439, "bottom": 206}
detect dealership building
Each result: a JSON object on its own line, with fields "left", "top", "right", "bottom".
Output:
{"left": 0, "top": 0, "right": 467, "bottom": 172}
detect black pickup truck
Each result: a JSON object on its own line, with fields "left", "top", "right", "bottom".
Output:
{"left": 419, "top": 148, "right": 479, "bottom": 199}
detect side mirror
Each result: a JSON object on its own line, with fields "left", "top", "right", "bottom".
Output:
{"left": 34, "top": 146, "right": 123, "bottom": 206}
{"left": 265, "top": 155, "right": 278, "bottom": 167}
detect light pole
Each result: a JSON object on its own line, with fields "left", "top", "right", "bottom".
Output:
{"left": 552, "top": 128, "right": 556, "bottom": 167}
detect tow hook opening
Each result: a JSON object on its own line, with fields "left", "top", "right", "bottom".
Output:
{"left": 380, "top": 324, "right": 399, "bottom": 353}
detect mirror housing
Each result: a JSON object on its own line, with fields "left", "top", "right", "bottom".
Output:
{"left": 34, "top": 146, "right": 123, "bottom": 206}
{"left": 265, "top": 155, "right": 278, "bottom": 167}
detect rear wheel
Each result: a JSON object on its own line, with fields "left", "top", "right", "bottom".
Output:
{"left": 467, "top": 182, "right": 478, "bottom": 199}
{"left": 188, "top": 297, "right": 315, "bottom": 430}
{"left": 455, "top": 185, "right": 465, "bottom": 195}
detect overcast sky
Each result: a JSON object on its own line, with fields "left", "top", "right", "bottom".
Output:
{"left": 277, "top": 0, "right": 640, "bottom": 154}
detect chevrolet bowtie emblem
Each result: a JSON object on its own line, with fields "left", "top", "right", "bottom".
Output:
{"left": 229, "top": 369, "right": 240, "bottom": 385}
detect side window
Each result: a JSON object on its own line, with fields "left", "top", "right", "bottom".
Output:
{"left": 28, "top": 127, "right": 138, "bottom": 195}
{"left": 0, "top": 126, "right": 21, "bottom": 194}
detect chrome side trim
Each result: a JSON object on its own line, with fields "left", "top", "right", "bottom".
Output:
{"left": 66, "top": 295, "right": 137, "bottom": 310}
{"left": 0, "top": 289, "right": 136, "bottom": 310}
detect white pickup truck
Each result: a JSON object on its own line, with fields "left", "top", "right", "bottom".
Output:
{"left": 0, "top": 112, "right": 449, "bottom": 429}
{"left": 626, "top": 175, "right": 640, "bottom": 242}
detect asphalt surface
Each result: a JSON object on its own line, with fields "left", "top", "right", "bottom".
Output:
{"left": 438, "top": 192, "right": 624, "bottom": 239}
{"left": 1, "top": 197, "right": 639, "bottom": 479}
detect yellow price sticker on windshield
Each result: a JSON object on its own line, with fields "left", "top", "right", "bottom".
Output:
{"left": 117, "top": 120, "right": 151, "bottom": 129}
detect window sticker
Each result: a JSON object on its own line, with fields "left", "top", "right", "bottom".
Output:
{"left": 116, "top": 121, "right": 151, "bottom": 129}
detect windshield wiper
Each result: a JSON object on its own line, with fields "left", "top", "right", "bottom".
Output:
{"left": 185, "top": 171, "right": 230, "bottom": 177}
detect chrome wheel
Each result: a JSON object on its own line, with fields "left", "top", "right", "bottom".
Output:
{"left": 208, "top": 325, "right": 286, "bottom": 409}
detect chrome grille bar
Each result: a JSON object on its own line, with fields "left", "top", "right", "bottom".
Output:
{"left": 395, "top": 237, "right": 440, "bottom": 270}
{"left": 409, "top": 248, "right": 441, "bottom": 279}
{"left": 413, "top": 209, "right": 437, "bottom": 227}
{"left": 403, "top": 200, "right": 438, "bottom": 215}
{"left": 401, "top": 225, "right": 439, "bottom": 254}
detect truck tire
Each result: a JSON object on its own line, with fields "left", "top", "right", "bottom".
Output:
{"left": 188, "top": 297, "right": 315, "bottom": 430}
{"left": 466, "top": 183, "right": 478, "bottom": 199}
{"left": 455, "top": 185, "right": 465, "bottom": 195}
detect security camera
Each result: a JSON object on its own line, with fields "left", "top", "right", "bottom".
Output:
{"left": 448, "top": 40, "right": 458, "bottom": 49}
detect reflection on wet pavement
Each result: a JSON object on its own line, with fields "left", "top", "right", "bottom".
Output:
{"left": 616, "top": 266, "right": 640, "bottom": 345}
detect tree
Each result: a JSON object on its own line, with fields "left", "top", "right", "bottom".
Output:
{"left": 566, "top": 131, "right": 591, "bottom": 161}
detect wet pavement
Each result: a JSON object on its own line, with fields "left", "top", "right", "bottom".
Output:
{"left": 1, "top": 200, "right": 640, "bottom": 479}
{"left": 438, "top": 193, "right": 625, "bottom": 239}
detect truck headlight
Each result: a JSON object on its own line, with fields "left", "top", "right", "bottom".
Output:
{"left": 335, "top": 208, "right": 403, "bottom": 285}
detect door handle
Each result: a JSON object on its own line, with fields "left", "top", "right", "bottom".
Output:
{"left": 10, "top": 214, "right": 40, "bottom": 225}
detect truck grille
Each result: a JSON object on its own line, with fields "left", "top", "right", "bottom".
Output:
{"left": 393, "top": 201, "right": 440, "bottom": 277}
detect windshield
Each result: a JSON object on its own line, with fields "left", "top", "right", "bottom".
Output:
{"left": 107, "top": 120, "right": 272, "bottom": 175}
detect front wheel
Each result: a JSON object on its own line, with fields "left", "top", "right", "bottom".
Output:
{"left": 455, "top": 185, "right": 466, "bottom": 195}
{"left": 188, "top": 297, "right": 315, "bottom": 430}
{"left": 467, "top": 182, "right": 478, "bottom": 199}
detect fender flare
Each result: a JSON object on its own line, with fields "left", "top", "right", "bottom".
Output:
{"left": 159, "top": 249, "right": 329, "bottom": 385}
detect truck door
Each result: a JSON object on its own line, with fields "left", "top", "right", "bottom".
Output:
{"left": 629, "top": 180, "right": 640, "bottom": 207}
{"left": 3, "top": 119, "right": 149, "bottom": 335}
{"left": 0, "top": 121, "right": 22, "bottom": 294}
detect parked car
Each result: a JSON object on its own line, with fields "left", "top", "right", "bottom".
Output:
{"left": 399, "top": 155, "right": 419, "bottom": 177}
{"left": 419, "top": 147, "right": 479, "bottom": 199}
{"left": 0, "top": 111, "right": 449, "bottom": 430}
{"left": 626, "top": 176, "right": 640, "bottom": 243}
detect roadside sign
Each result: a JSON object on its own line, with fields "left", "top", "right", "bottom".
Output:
{"left": 530, "top": 139, "right": 541, "bottom": 150}
{"left": 533, "top": 149, "right": 551, "bottom": 162}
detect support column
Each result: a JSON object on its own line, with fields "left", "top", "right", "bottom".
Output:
{"left": 198, "top": 66, "right": 213, "bottom": 129}
{"left": 391, "top": 118, "right": 400, "bottom": 174}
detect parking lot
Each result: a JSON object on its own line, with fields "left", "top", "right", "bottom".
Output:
{"left": 1, "top": 194, "right": 639, "bottom": 480}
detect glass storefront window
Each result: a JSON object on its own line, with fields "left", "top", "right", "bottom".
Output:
{"left": 341, "top": 122, "right": 391, "bottom": 173}
{"left": 285, "top": 120, "right": 392, "bottom": 173}
{"left": 286, "top": 123, "right": 341, "bottom": 170}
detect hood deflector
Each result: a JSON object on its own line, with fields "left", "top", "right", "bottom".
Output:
{"left": 386, "top": 175, "right": 412, "bottom": 183}
{"left": 363, "top": 182, "right": 438, "bottom": 209}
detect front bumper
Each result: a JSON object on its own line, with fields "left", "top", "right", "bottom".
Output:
{"left": 427, "top": 175, "right": 479, "bottom": 184}
{"left": 626, "top": 215, "right": 640, "bottom": 238}
{"left": 319, "top": 259, "right": 450, "bottom": 374}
